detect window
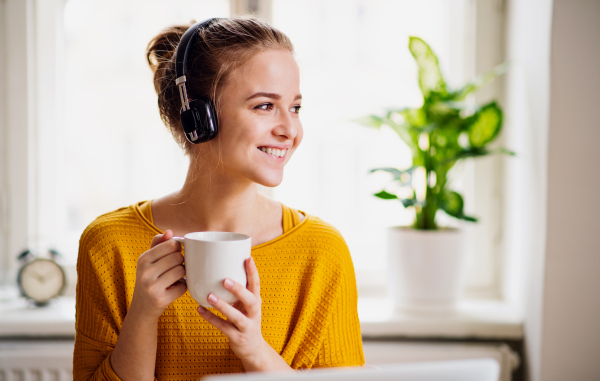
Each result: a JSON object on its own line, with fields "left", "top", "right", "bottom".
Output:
{"left": 270, "top": 0, "right": 497, "bottom": 295}
{"left": 1, "top": 0, "right": 505, "bottom": 299}
{"left": 56, "top": 0, "right": 230, "bottom": 260}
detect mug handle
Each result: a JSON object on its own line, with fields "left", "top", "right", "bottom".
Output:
{"left": 172, "top": 237, "right": 186, "bottom": 284}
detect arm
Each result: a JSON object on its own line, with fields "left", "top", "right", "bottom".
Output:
{"left": 110, "top": 230, "right": 187, "bottom": 380}
{"left": 74, "top": 240, "right": 123, "bottom": 381}
{"left": 197, "top": 257, "right": 294, "bottom": 373}
{"left": 313, "top": 243, "right": 364, "bottom": 368}
{"left": 108, "top": 307, "right": 159, "bottom": 380}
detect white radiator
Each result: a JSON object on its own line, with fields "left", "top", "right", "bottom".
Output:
{"left": 0, "top": 340, "right": 519, "bottom": 381}
{"left": 0, "top": 341, "right": 73, "bottom": 381}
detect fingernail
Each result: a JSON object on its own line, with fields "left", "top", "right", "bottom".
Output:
{"left": 197, "top": 306, "right": 205, "bottom": 314}
{"left": 224, "top": 279, "right": 233, "bottom": 288}
{"left": 208, "top": 294, "right": 217, "bottom": 304}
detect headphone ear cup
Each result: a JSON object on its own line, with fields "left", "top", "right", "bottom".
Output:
{"left": 180, "top": 98, "right": 219, "bottom": 144}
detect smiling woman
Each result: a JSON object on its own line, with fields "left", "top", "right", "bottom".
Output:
{"left": 73, "top": 17, "right": 364, "bottom": 381}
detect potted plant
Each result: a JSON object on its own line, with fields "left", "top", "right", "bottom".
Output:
{"left": 357, "top": 37, "right": 513, "bottom": 314}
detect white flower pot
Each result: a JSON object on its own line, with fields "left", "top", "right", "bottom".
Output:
{"left": 387, "top": 227, "right": 468, "bottom": 315}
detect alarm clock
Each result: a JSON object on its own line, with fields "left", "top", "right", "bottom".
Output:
{"left": 17, "top": 249, "right": 66, "bottom": 306}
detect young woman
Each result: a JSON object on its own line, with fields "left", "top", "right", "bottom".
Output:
{"left": 73, "top": 17, "right": 364, "bottom": 380}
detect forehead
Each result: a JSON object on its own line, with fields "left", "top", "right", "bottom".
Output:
{"left": 226, "top": 49, "right": 300, "bottom": 98}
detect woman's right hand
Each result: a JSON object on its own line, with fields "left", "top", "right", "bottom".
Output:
{"left": 129, "top": 230, "right": 187, "bottom": 320}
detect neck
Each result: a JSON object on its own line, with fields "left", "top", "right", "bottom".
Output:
{"left": 167, "top": 157, "right": 269, "bottom": 236}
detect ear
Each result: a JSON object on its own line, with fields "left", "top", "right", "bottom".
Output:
{"left": 181, "top": 98, "right": 219, "bottom": 143}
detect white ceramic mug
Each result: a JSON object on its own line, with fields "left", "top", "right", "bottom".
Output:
{"left": 173, "top": 232, "right": 251, "bottom": 308}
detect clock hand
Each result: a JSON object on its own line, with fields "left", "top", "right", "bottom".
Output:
{"left": 40, "top": 269, "right": 58, "bottom": 279}
{"left": 31, "top": 271, "right": 45, "bottom": 283}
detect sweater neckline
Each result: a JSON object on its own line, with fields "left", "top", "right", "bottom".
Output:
{"left": 132, "top": 200, "right": 313, "bottom": 251}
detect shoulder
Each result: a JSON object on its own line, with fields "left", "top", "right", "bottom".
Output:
{"left": 291, "top": 215, "right": 359, "bottom": 302}
{"left": 291, "top": 214, "right": 354, "bottom": 269}
{"left": 303, "top": 216, "right": 347, "bottom": 246}
{"left": 79, "top": 203, "right": 153, "bottom": 257}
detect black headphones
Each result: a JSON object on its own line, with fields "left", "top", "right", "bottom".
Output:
{"left": 175, "top": 18, "right": 223, "bottom": 144}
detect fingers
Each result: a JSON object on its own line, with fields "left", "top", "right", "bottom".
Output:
{"left": 197, "top": 306, "right": 238, "bottom": 337}
{"left": 223, "top": 278, "right": 259, "bottom": 315}
{"left": 140, "top": 238, "right": 181, "bottom": 264}
{"left": 150, "top": 230, "right": 173, "bottom": 248}
{"left": 165, "top": 280, "right": 187, "bottom": 299}
{"left": 204, "top": 293, "right": 252, "bottom": 332}
{"left": 154, "top": 251, "right": 184, "bottom": 278}
{"left": 246, "top": 257, "right": 261, "bottom": 296}
{"left": 157, "top": 263, "right": 186, "bottom": 289}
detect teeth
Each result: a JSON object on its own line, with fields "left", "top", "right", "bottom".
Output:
{"left": 258, "top": 147, "right": 286, "bottom": 157}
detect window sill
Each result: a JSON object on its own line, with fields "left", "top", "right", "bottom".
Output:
{"left": 358, "top": 297, "right": 523, "bottom": 340}
{"left": 0, "top": 294, "right": 75, "bottom": 338}
{"left": 0, "top": 292, "right": 522, "bottom": 340}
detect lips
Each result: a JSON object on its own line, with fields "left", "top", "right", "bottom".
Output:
{"left": 257, "top": 146, "right": 288, "bottom": 161}
{"left": 257, "top": 146, "right": 287, "bottom": 158}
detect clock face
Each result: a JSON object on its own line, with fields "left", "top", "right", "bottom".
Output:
{"left": 19, "top": 259, "right": 65, "bottom": 303}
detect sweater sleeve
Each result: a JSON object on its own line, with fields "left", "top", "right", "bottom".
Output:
{"left": 313, "top": 238, "right": 365, "bottom": 368}
{"left": 73, "top": 224, "right": 124, "bottom": 381}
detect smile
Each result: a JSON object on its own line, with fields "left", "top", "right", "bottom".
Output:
{"left": 257, "top": 146, "right": 287, "bottom": 158}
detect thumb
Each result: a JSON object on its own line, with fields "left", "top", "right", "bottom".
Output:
{"left": 150, "top": 229, "right": 173, "bottom": 248}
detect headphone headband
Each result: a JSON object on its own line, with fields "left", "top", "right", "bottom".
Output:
{"left": 175, "top": 18, "right": 220, "bottom": 82}
{"left": 174, "top": 18, "right": 222, "bottom": 144}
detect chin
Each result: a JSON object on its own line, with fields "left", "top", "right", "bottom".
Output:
{"left": 254, "top": 171, "right": 284, "bottom": 188}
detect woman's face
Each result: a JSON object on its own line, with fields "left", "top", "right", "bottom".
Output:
{"left": 205, "top": 49, "right": 303, "bottom": 187}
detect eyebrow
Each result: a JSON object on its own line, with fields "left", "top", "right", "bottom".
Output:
{"left": 246, "top": 92, "right": 302, "bottom": 101}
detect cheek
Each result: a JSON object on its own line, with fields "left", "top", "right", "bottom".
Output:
{"left": 294, "top": 121, "right": 304, "bottom": 147}
{"left": 216, "top": 112, "right": 266, "bottom": 160}
{"left": 217, "top": 111, "right": 249, "bottom": 144}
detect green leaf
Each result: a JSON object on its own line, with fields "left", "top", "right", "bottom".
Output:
{"left": 467, "top": 101, "right": 503, "bottom": 148}
{"left": 398, "top": 108, "right": 427, "bottom": 127}
{"left": 458, "top": 214, "right": 479, "bottom": 222}
{"left": 448, "top": 147, "right": 490, "bottom": 161}
{"left": 401, "top": 198, "right": 417, "bottom": 208}
{"left": 453, "top": 62, "right": 510, "bottom": 100}
{"left": 370, "top": 166, "right": 416, "bottom": 184}
{"left": 444, "top": 146, "right": 515, "bottom": 163}
{"left": 496, "top": 147, "right": 516, "bottom": 156}
{"left": 440, "top": 191, "right": 464, "bottom": 218}
{"left": 439, "top": 191, "right": 478, "bottom": 223}
{"left": 374, "top": 190, "right": 398, "bottom": 200}
{"left": 354, "top": 115, "right": 386, "bottom": 129}
{"left": 370, "top": 167, "right": 403, "bottom": 178}
{"left": 409, "top": 36, "right": 448, "bottom": 99}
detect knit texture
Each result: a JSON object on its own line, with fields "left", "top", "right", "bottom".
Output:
{"left": 73, "top": 201, "right": 364, "bottom": 380}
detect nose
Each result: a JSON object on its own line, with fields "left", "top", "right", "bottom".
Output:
{"left": 273, "top": 109, "right": 297, "bottom": 140}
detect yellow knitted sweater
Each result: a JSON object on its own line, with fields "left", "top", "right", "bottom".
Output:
{"left": 74, "top": 201, "right": 364, "bottom": 380}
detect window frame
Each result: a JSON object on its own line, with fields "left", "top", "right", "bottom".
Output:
{"left": 0, "top": 0, "right": 509, "bottom": 300}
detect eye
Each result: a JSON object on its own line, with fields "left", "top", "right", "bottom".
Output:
{"left": 290, "top": 105, "right": 302, "bottom": 114}
{"left": 255, "top": 103, "right": 274, "bottom": 111}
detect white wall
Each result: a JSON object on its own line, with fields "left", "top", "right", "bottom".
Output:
{"left": 503, "top": 0, "right": 552, "bottom": 379}
{"left": 0, "top": 0, "right": 7, "bottom": 284}
{"left": 542, "top": 0, "right": 600, "bottom": 379}
{"left": 505, "top": 0, "right": 600, "bottom": 379}
{"left": 0, "top": 0, "right": 37, "bottom": 286}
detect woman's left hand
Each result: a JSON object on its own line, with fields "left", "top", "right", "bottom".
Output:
{"left": 197, "top": 257, "right": 291, "bottom": 372}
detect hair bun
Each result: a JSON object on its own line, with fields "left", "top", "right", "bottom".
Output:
{"left": 146, "top": 23, "right": 193, "bottom": 74}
